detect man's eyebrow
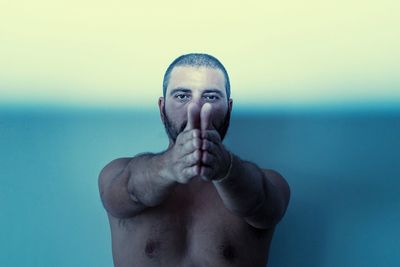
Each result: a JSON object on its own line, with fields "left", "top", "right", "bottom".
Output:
{"left": 203, "top": 89, "right": 224, "bottom": 97}
{"left": 169, "top": 87, "right": 224, "bottom": 97}
{"left": 169, "top": 87, "right": 191, "bottom": 96}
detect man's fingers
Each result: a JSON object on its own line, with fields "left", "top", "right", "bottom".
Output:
{"left": 180, "top": 136, "right": 201, "bottom": 158}
{"left": 182, "top": 164, "right": 200, "bottom": 181}
{"left": 202, "top": 130, "right": 222, "bottom": 144}
{"left": 201, "top": 150, "right": 216, "bottom": 166}
{"left": 184, "top": 103, "right": 201, "bottom": 131}
{"left": 182, "top": 148, "right": 202, "bottom": 166}
{"left": 201, "top": 139, "right": 218, "bottom": 156}
{"left": 178, "top": 129, "right": 201, "bottom": 146}
{"left": 200, "top": 103, "right": 213, "bottom": 132}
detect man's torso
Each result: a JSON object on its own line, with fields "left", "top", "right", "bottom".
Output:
{"left": 107, "top": 176, "right": 274, "bottom": 267}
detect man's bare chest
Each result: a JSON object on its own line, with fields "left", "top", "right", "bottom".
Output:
{"left": 108, "top": 178, "right": 272, "bottom": 266}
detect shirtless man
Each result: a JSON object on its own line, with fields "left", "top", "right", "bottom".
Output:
{"left": 98, "top": 53, "right": 290, "bottom": 267}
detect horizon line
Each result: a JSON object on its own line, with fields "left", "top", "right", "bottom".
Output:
{"left": 1, "top": 100, "right": 399, "bottom": 114}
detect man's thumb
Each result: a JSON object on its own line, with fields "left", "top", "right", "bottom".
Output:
{"left": 184, "top": 103, "right": 201, "bottom": 130}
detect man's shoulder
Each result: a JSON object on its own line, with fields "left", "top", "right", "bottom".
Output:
{"left": 98, "top": 152, "right": 157, "bottom": 182}
{"left": 99, "top": 157, "right": 132, "bottom": 180}
{"left": 98, "top": 157, "right": 134, "bottom": 194}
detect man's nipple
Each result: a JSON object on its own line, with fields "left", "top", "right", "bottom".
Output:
{"left": 220, "top": 243, "right": 237, "bottom": 262}
{"left": 144, "top": 239, "right": 161, "bottom": 259}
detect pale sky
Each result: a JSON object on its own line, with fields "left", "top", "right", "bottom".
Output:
{"left": 1, "top": 0, "right": 399, "bottom": 108}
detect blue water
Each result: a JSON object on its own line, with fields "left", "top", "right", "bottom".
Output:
{"left": 1, "top": 106, "right": 399, "bottom": 267}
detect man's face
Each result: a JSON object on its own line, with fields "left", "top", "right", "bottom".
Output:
{"left": 160, "top": 66, "right": 232, "bottom": 143}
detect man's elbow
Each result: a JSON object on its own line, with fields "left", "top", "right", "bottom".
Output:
{"left": 244, "top": 200, "right": 287, "bottom": 230}
{"left": 97, "top": 157, "right": 145, "bottom": 218}
{"left": 264, "top": 169, "right": 291, "bottom": 218}
{"left": 99, "top": 182, "right": 144, "bottom": 219}
{"left": 245, "top": 170, "right": 291, "bottom": 230}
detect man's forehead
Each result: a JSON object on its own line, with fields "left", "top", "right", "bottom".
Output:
{"left": 167, "top": 66, "right": 226, "bottom": 95}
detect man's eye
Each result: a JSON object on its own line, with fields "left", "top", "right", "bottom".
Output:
{"left": 175, "top": 94, "right": 190, "bottom": 101}
{"left": 204, "top": 95, "right": 219, "bottom": 101}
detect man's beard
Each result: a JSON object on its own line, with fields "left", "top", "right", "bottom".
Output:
{"left": 162, "top": 106, "right": 231, "bottom": 144}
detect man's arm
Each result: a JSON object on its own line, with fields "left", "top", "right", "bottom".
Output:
{"left": 197, "top": 103, "right": 290, "bottom": 229}
{"left": 213, "top": 153, "right": 290, "bottom": 230}
{"left": 98, "top": 152, "right": 178, "bottom": 218}
{"left": 98, "top": 104, "right": 207, "bottom": 219}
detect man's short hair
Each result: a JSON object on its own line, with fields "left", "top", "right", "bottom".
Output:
{"left": 162, "top": 53, "right": 231, "bottom": 100}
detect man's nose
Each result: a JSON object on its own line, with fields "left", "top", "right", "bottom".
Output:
{"left": 190, "top": 96, "right": 205, "bottom": 107}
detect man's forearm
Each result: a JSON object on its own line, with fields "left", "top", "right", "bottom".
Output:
{"left": 212, "top": 152, "right": 286, "bottom": 228}
{"left": 127, "top": 151, "right": 178, "bottom": 207}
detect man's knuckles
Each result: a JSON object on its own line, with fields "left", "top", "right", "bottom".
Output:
{"left": 180, "top": 139, "right": 198, "bottom": 156}
{"left": 181, "top": 165, "right": 197, "bottom": 181}
{"left": 178, "top": 129, "right": 201, "bottom": 144}
{"left": 177, "top": 149, "right": 199, "bottom": 166}
{"left": 202, "top": 130, "right": 221, "bottom": 143}
{"left": 202, "top": 139, "right": 212, "bottom": 150}
{"left": 201, "top": 151, "right": 215, "bottom": 165}
{"left": 193, "top": 137, "right": 201, "bottom": 149}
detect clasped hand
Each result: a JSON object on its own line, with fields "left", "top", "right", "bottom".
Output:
{"left": 166, "top": 103, "right": 231, "bottom": 183}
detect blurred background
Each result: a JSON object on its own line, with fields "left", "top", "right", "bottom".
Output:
{"left": 0, "top": 0, "right": 399, "bottom": 266}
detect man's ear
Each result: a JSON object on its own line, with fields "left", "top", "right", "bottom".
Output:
{"left": 158, "top": 97, "right": 165, "bottom": 123}
{"left": 228, "top": 98, "right": 233, "bottom": 113}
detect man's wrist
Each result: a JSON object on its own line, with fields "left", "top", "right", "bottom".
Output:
{"left": 157, "top": 150, "right": 174, "bottom": 183}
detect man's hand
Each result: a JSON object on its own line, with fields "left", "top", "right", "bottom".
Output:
{"left": 162, "top": 103, "right": 203, "bottom": 184}
{"left": 162, "top": 102, "right": 230, "bottom": 183}
{"left": 199, "top": 103, "right": 231, "bottom": 181}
